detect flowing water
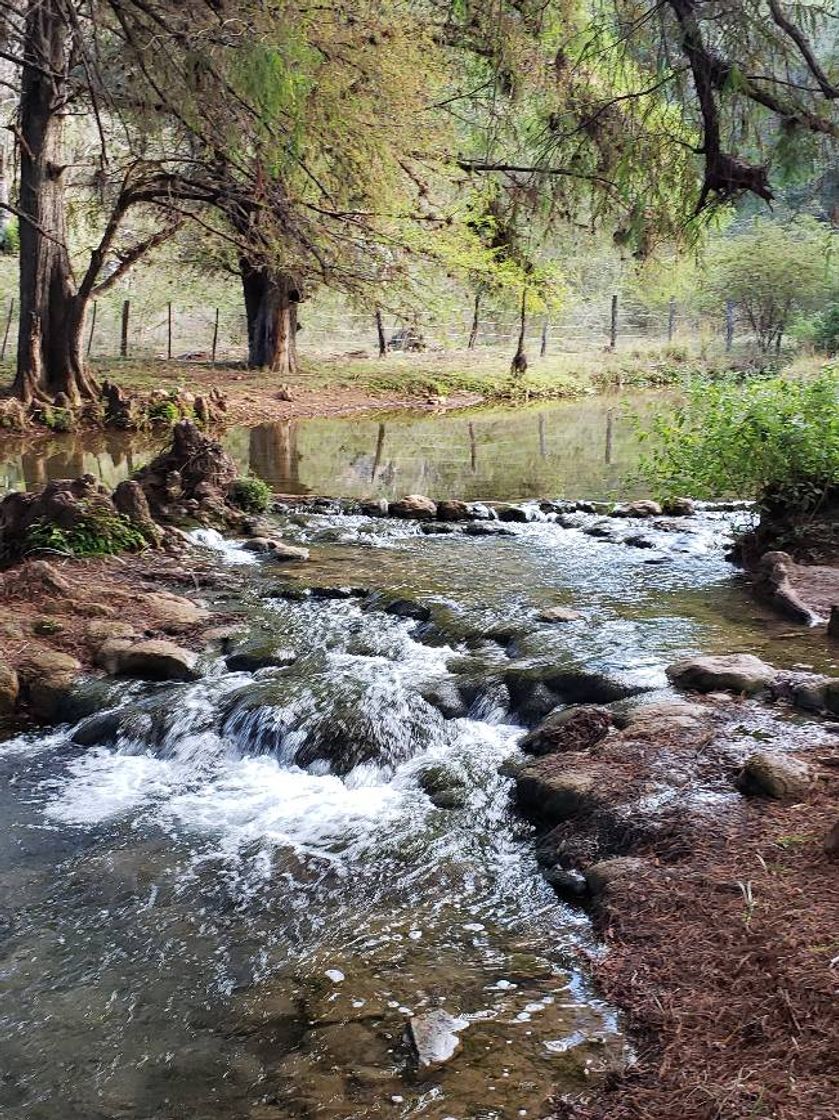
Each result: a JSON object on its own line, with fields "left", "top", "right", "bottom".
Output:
{"left": 1, "top": 403, "right": 837, "bottom": 1120}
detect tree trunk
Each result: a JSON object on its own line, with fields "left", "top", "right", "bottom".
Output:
{"left": 12, "top": 1, "right": 96, "bottom": 405}
{"left": 510, "top": 287, "right": 528, "bottom": 376}
{"left": 467, "top": 288, "right": 481, "bottom": 349}
{"left": 241, "top": 262, "right": 300, "bottom": 375}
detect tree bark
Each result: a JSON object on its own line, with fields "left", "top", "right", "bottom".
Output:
{"left": 510, "top": 287, "right": 528, "bottom": 376}
{"left": 241, "top": 262, "right": 300, "bottom": 375}
{"left": 12, "top": 1, "right": 96, "bottom": 405}
{"left": 467, "top": 288, "right": 481, "bottom": 349}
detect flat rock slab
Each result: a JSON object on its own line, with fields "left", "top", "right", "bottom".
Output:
{"left": 407, "top": 1010, "right": 468, "bottom": 1067}
{"left": 515, "top": 757, "right": 597, "bottom": 822}
{"left": 97, "top": 638, "right": 200, "bottom": 682}
{"left": 667, "top": 653, "right": 776, "bottom": 695}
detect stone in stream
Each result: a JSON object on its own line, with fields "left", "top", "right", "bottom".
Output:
{"left": 360, "top": 499, "right": 389, "bottom": 518}
{"left": 666, "top": 653, "right": 776, "bottom": 696}
{"left": 225, "top": 642, "right": 298, "bottom": 672}
{"left": 142, "top": 590, "right": 210, "bottom": 631}
{"left": 406, "top": 1009, "right": 468, "bottom": 1067}
{"left": 611, "top": 500, "right": 662, "bottom": 519}
{"left": 538, "top": 605, "right": 582, "bottom": 623}
{"left": 384, "top": 598, "right": 431, "bottom": 622}
{"left": 515, "top": 757, "right": 597, "bottom": 823}
{"left": 421, "top": 522, "right": 457, "bottom": 535}
{"left": 16, "top": 647, "right": 81, "bottom": 722}
{"left": 462, "top": 521, "right": 515, "bottom": 537}
{"left": 520, "top": 706, "right": 613, "bottom": 757}
{"left": 661, "top": 497, "right": 696, "bottom": 517}
{"left": 753, "top": 551, "right": 819, "bottom": 626}
{"left": 436, "top": 499, "right": 470, "bottom": 522}
{"left": 735, "top": 752, "right": 813, "bottom": 800}
{"left": 96, "top": 638, "right": 200, "bottom": 682}
{"left": 416, "top": 762, "right": 468, "bottom": 809}
{"left": 389, "top": 494, "right": 437, "bottom": 520}
{"left": 417, "top": 678, "right": 468, "bottom": 719}
{"left": 261, "top": 541, "right": 311, "bottom": 562}
{"left": 495, "top": 503, "right": 533, "bottom": 523}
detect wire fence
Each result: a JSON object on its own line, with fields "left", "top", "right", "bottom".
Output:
{"left": 0, "top": 292, "right": 760, "bottom": 365}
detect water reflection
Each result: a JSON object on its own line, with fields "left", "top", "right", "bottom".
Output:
{"left": 0, "top": 392, "right": 667, "bottom": 502}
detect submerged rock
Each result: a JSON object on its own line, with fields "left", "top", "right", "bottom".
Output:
{"left": 667, "top": 653, "right": 776, "bottom": 696}
{"left": 225, "top": 642, "right": 298, "bottom": 672}
{"left": 407, "top": 1010, "right": 468, "bottom": 1067}
{"left": 736, "top": 752, "right": 812, "bottom": 800}
{"left": 538, "top": 605, "right": 582, "bottom": 623}
{"left": 384, "top": 598, "right": 431, "bottom": 622}
{"left": 520, "top": 706, "right": 612, "bottom": 756}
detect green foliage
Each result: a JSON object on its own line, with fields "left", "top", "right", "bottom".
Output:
{"left": 703, "top": 218, "right": 835, "bottom": 351}
{"left": 25, "top": 504, "right": 150, "bottom": 558}
{"left": 0, "top": 218, "right": 19, "bottom": 254}
{"left": 806, "top": 304, "right": 839, "bottom": 355}
{"left": 637, "top": 368, "right": 839, "bottom": 509}
{"left": 41, "top": 406, "right": 73, "bottom": 432}
{"left": 227, "top": 475, "right": 272, "bottom": 513}
{"left": 147, "top": 399, "right": 181, "bottom": 425}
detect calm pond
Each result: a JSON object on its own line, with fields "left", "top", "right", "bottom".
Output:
{"left": 0, "top": 392, "right": 663, "bottom": 501}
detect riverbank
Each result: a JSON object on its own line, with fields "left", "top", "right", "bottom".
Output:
{"left": 2, "top": 347, "right": 823, "bottom": 436}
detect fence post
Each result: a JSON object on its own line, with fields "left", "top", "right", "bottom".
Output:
{"left": 725, "top": 298, "right": 735, "bottom": 352}
{"left": 374, "top": 308, "right": 386, "bottom": 357}
{"left": 120, "top": 299, "right": 130, "bottom": 358}
{"left": 86, "top": 300, "right": 97, "bottom": 356}
{"left": 211, "top": 308, "right": 220, "bottom": 365}
{"left": 667, "top": 298, "right": 675, "bottom": 343}
{"left": 167, "top": 301, "right": 173, "bottom": 360}
{"left": 540, "top": 318, "right": 548, "bottom": 357}
{"left": 1, "top": 297, "right": 14, "bottom": 360}
{"left": 609, "top": 294, "right": 618, "bottom": 350}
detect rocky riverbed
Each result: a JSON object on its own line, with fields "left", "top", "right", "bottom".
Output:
{"left": 0, "top": 428, "right": 837, "bottom": 1120}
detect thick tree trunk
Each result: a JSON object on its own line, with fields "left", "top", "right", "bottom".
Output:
{"left": 12, "top": 1, "right": 96, "bottom": 405}
{"left": 241, "top": 262, "right": 300, "bottom": 375}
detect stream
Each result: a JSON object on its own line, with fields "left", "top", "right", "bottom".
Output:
{"left": 1, "top": 399, "right": 837, "bottom": 1120}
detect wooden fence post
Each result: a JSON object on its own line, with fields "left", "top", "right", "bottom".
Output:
{"left": 167, "top": 301, "right": 172, "bottom": 360}
{"left": 86, "top": 300, "right": 97, "bottom": 356}
{"left": 540, "top": 318, "right": 548, "bottom": 357}
{"left": 120, "top": 299, "right": 130, "bottom": 358}
{"left": 1, "top": 297, "right": 14, "bottom": 360}
{"left": 725, "top": 299, "right": 735, "bottom": 352}
{"left": 609, "top": 294, "right": 618, "bottom": 350}
{"left": 211, "top": 307, "right": 220, "bottom": 365}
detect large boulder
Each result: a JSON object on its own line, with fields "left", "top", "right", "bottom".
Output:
{"left": 515, "top": 757, "right": 596, "bottom": 822}
{"left": 389, "top": 494, "right": 437, "bottom": 520}
{"left": 735, "top": 752, "right": 812, "bottom": 800}
{"left": 520, "top": 706, "right": 612, "bottom": 756}
{"left": 753, "top": 551, "right": 819, "bottom": 625}
{"left": 142, "top": 591, "right": 210, "bottom": 631}
{"left": 666, "top": 653, "right": 776, "bottom": 696}
{"left": 96, "top": 638, "right": 200, "bottom": 682}
{"left": 436, "top": 500, "right": 470, "bottom": 522}
{"left": 17, "top": 647, "right": 82, "bottom": 722}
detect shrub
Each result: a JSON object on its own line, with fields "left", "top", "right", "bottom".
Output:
{"left": 810, "top": 304, "right": 839, "bottom": 355}
{"left": 25, "top": 503, "right": 150, "bottom": 557}
{"left": 42, "top": 405, "right": 73, "bottom": 432}
{"left": 0, "top": 217, "right": 20, "bottom": 254}
{"left": 637, "top": 367, "right": 839, "bottom": 512}
{"left": 227, "top": 474, "right": 272, "bottom": 513}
